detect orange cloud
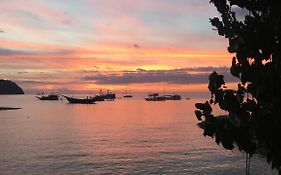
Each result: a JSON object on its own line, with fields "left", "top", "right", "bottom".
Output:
{"left": 0, "top": 0, "right": 234, "bottom": 93}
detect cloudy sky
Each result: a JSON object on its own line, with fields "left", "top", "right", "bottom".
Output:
{"left": 0, "top": 0, "right": 235, "bottom": 93}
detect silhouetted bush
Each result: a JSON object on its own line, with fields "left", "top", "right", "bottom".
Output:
{"left": 195, "top": 0, "right": 281, "bottom": 172}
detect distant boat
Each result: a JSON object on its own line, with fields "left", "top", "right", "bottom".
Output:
{"left": 62, "top": 95, "right": 95, "bottom": 104}
{"left": 123, "top": 94, "right": 133, "bottom": 98}
{"left": 145, "top": 93, "right": 165, "bottom": 101}
{"left": 93, "top": 95, "right": 105, "bottom": 101}
{"left": 93, "top": 90, "right": 116, "bottom": 101}
{"left": 103, "top": 92, "right": 116, "bottom": 100}
{"left": 145, "top": 93, "right": 181, "bottom": 101}
{"left": 123, "top": 90, "right": 133, "bottom": 98}
{"left": 164, "top": 94, "right": 182, "bottom": 100}
{"left": 104, "top": 98, "right": 115, "bottom": 101}
{"left": 36, "top": 93, "right": 59, "bottom": 101}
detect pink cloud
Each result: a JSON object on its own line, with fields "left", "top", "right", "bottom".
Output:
{"left": 0, "top": 0, "right": 72, "bottom": 25}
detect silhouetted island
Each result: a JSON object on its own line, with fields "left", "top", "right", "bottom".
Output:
{"left": 0, "top": 80, "right": 24, "bottom": 94}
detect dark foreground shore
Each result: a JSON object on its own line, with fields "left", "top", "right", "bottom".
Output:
{"left": 0, "top": 107, "right": 21, "bottom": 111}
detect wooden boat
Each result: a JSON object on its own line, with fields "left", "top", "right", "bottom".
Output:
{"left": 36, "top": 94, "right": 59, "bottom": 100}
{"left": 62, "top": 95, "right": 95, "bottom": 104}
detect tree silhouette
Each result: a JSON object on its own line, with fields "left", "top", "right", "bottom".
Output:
{"left": 195, "top": 0, "right": 281, "bottom": 173}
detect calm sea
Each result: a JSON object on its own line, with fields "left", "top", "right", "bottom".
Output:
{"left": 0, "top": 95, "right": 278, "bottom": 175}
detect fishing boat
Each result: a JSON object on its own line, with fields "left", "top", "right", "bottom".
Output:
{"left": 93, "top": 90, "right": 116, "bottom": 101}
{"left": 145, "top": 93, "right": 165, "bottom": 101}
{"left": 92, "top": 95, "right": 105, "bottom": 101}
{"left": 103, "top": 90, "right": 116, "bottom": 99}
{"left": 36, "top": 93, "right": 59, "bottom": 100}
{"left": 164, "top": 94, "right": 181, "bottom": 100}
{"left": 62, "top": 95, "right": 95, "bottom": 104}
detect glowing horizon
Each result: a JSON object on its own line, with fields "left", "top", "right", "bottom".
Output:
{"left": 0, "top": 0, "right": 234, "bottom": 93}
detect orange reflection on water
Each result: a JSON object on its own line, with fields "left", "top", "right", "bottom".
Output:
{"left": 0, "top": 95, "right": 276, "bottom": 174}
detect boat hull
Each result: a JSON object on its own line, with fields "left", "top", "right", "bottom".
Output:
{"left": 36, "top": 95, "right": 59, "bottom": 100}
{"left": 93, "top": 93, "right": 116, "bottom": 101}
{"left": 164, "top": 95, "right": 181, "bottom": 100}
{"left": 123, "top": 95, "right": 133, "bottom": 98}
{"left": 63, "top": 95, "right": 95, "bottom": 104}
{"left": 145, "top": 96, "right": 165, "bottom": 101}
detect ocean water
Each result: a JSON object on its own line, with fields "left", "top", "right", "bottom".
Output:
{"left": 0, "top": 95, "right": 278, "bottom": 175}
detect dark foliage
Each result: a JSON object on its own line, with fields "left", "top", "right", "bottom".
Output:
{"left": 195, "top": 0, "right": 281, "bottom": 171}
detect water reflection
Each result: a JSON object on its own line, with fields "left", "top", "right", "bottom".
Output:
{"left": 0, "top": 95, "right": 277, "bottom": 174}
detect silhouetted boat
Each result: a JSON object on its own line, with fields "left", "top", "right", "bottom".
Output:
{"left": 103, "top": 90, "right": 116, "bottom": 100}
{"left": 123, "top": 90, "right": 133, "bottom": 98}
{"left": 104, "top": 98, "right": 115, "bottom": 101}
{"left": 36, "top": 94, "right": 59, "bottom": 100}
{"left": 92, "top": 95, "right": 105, "bottom": 101}
{"left": 145, "top": 93, "right": 181, "bottom": 101}
{"left": 93, "top": 90, "right": 116, "bottom": 101}
{"left": 63, "top": 95, "right": 95, "bottom": 104}
{"left": 123, "top": 94, "right": 133, "bottom": 98}
{"left": 164, "top": 94, "right": 181, "bottom": 100}
{"left": 145, "top": 93, "right": 165, "bottom": 101}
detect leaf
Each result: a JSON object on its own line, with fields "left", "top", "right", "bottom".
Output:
{"left": 215, "top": 89, "right": 224, "bottom": 104}
{"left": 221, "top": 138, "right": 234, "bottom": 150}
{"left": 208, "top": 71, "right": 225, "bottom": 93}
{"left": 195, "top": 110, "right": 203, "bottom": 121}
{"left": 195, "top": 103, "right": 205, "bottom": 110}
{"left": 204, "top": 101, "right": 213, "bottom": 115}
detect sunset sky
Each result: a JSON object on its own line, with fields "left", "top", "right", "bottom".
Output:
{"left": 0, "top": 0, "right": 236, "bottom": 93}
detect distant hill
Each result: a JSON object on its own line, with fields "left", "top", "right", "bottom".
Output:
{"left": 0, "top": 80, "right": 24, "bottom": 94}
